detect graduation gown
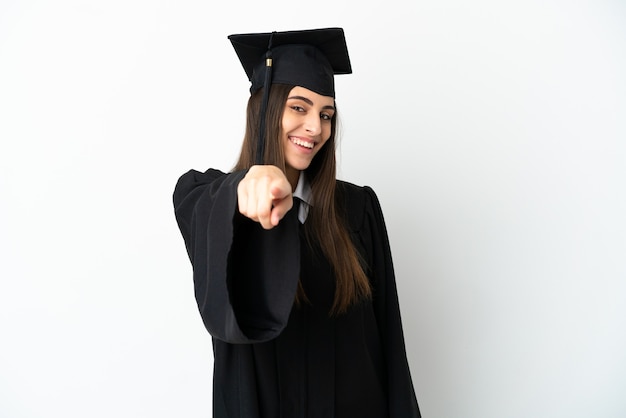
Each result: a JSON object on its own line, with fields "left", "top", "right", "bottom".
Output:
{"left": 173, "top": 168, "right": 420, "bottom": 418}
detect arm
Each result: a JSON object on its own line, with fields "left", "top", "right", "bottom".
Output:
{"left": 173, "top": 168, "right": 301, "bottom": 344}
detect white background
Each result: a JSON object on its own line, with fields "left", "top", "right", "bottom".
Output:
{"left": 1, "top": 0, "right": 625, "bottom": 417}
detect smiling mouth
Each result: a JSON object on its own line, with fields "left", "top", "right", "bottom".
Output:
{"left": 290, "top": 137, "right": 314, "bottom": 149}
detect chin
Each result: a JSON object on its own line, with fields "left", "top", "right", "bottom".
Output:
{"left": 286, "top": 159, "right": 312, "bottom": 172}
{"left": 297, "top": 162, "right": 314, "bottom": 172}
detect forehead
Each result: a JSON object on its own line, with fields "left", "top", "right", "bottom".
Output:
{"left": 288, "top": 86, "right": 335, "bottom": 107}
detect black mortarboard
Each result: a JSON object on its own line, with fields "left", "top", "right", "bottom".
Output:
{"left": 228, "top": 27, "right": 352, "bottom": 97}
{"left": 228, "top": 27, "right": 352, "bottom": 164}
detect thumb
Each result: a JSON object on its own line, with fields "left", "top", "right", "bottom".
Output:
{"left": 270, "top": 193, "right": 294, "bottom": 226}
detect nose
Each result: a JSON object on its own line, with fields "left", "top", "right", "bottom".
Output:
{"left": 304, "top": 114, "right": 321, "bottom": 135}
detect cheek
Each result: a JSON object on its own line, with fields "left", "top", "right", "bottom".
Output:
{"left": 322, "top": 120, "right": 332, "bottom": 135}
{"left": 321, "top": 125, "right": 332, "bottom": 145}
{"left": 281, "top": 111, "right": 298, "bottom": 132}
{"left": 317, "top": 137, "right": 331, "bottom": 153}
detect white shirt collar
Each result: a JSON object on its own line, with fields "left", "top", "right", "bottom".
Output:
{"left": 293, "top": 172, "right": 312, "bottom": 223}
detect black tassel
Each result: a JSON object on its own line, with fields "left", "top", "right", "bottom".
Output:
{"left": 256, "top": 32, "right": 276, "bottom": 165}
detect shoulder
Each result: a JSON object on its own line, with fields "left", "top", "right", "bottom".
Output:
{"left": 173, "top": 168, "right": 236, "bottom": 209}
{"left": 174, "top": 167, "right": 238, "bottom": 195}
{"left": 337, "top": 178, "right": 379, "bottom": 196}
{"left": 336, "top": 179, "right": 381, "bottom": 207}
{"left": 336, "top": 180, "right": 382, "bottom": 232}
{"left": 176, "top": 168, "right": 228, "bottom": 187}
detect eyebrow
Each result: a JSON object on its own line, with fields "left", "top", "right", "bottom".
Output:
{"left": 287, "top": 95, "right": 336, "bottom": 111}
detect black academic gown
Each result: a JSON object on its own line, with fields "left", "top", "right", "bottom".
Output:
{"left": 173, "top": 168, "right": 421, "bottom": 418}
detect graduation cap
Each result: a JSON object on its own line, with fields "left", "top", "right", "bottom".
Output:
{"left": 228, "top": 27, "right": 352, "bottom": 164}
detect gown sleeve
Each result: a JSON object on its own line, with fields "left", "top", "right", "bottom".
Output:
{"left": 173, "top": 168, "right": 301, "bottom": 344}
{"left": 362, "top": 186, "right": 422, "bottom": 418}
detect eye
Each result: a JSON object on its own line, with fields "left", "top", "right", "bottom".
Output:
{"left": 290, "top": 105, "right": 305, "bottom": 112}
{"left": 321, "top": 112, "right": 333, "bottom": 121}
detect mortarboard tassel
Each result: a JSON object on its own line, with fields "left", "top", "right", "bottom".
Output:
{"left": 256, "top": 32, "right": 276, "bottom": 165}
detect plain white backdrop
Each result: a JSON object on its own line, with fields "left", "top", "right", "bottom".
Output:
{"left": 1, "top": 0, "right": 625, "bottom": 417}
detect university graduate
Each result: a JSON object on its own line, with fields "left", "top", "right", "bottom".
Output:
{"left": 173, "top": 27, "right": 421, "bottom": 418}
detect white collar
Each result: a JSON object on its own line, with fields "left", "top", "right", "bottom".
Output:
{"left": 293, "top": 172, "right": 312, "bottom": 223}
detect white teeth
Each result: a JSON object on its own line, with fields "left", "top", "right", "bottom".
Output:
{"left": 292, "top": 138, "right": 314, "bottom": 149}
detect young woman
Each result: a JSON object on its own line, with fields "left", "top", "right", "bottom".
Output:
{"left": 173, "top": 27, "right": 421, "bottom": 418}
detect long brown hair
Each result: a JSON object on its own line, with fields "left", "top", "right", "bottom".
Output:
{"left": 233, "top": 84, "right": 371, "bottom": 314}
